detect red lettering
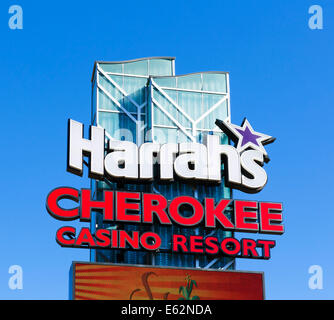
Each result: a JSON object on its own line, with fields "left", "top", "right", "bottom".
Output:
{"left": 260, "top": 202, "right": 284, "bottom": 234}
{"left": 119, "top": 230, "right": 139, "bottom": 249}
{"left": 56, "top": 226, "right": 76, "bottom": 246}
{"left": 220, "top": 238, "right": 241, "bottom": 256}
{"left": 46, "top": 187, "right": 79, "bottom": 220}
{"left": 75, "top": 227, "right": 96, "bottom": 247}
{"left": 169, "top": 196, "right": 204, "bottom": 226}
{"left": 140, "top": 232, "right": 161, "bottom": 251}
{"left": 142, "top": 193, "right": 171, "bottom": 225}
{"left": 257, "top": 240, "right": 276, "bottom": 259}
{"left": 80, "top": 189, "right": 113, "bottom": 222}
{"left": 234, "top": 200, "right": 259, "bottom": 232}
{"left": 95, "top": 229, "right": 111, "bottom": 247}
{"left": 190, "top": 236, "right": 204, "bottom": 253}
{"left": 205, "top": 237, "right": 219, "bottom": 254}
{"left": 116, "top": 192, "right": 140, "bottom": 223}
{"left": 241, "top": 238, "right": 259, "bottom": 257}
{"left": 205, "top": 198, "right": 233, "bottom": 229}
{"left": 172, "top": 234, "right": 188, "bottom": 252}
{"left": 111, "top": 229, "right": 118, "bottom": 248}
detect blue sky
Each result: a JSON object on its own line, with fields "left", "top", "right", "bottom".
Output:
{"left": 0, "top": 0, "right": 333, "bottom": 299}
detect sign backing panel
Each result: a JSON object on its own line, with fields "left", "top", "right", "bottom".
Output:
{"left": 70, "top": 262, "right": 264, "bottom": 300}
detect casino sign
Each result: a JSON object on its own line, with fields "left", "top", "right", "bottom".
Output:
{"left": 46, "top": 116, "right": 283, "bottom": 260}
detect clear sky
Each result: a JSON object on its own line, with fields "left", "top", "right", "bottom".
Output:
{"left": 0, "top": 0, "right": 333, "bottom": 299}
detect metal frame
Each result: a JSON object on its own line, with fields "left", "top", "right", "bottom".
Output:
{"left": 91, "top": 58, "right": 235, "bottom": 271}
{"left": 149, "top": 73, "right": 233, "bottom": 270}
{"left": 96, "top": 63, "right": 147, "bottom": 146}
{"left": 91, "top": 56, "right": 175, "bottom": 82}
{"left": 149, "top": 75, "right": 231, "bottom": 144}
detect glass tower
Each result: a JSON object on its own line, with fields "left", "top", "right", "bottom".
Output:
{"left": 90, "top": 57, "right": 235, "bottom": 270}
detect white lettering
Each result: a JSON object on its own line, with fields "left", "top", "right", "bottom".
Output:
{"left": 139, "top": 143, "right": 160, "bottom": 180}
{"left": 67, "top": 120, "right": 269, "bottom": 193}
{"left": 105, "top": 140, "right": 138, "bottom": 179}
{"left": 174, "top": 142, "right": 208, "bottom": 180}
{"left": 67, "top": 119, "right": 104, "bottom": 179}
{"left": 241, "top": 150, "right": 267, "bottom": 192}
{"left": 204, "top": 135, "right": 241, "bottom": 184}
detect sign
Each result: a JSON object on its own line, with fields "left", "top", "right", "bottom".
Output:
{"left": 46, "top": 117, "right": 284, "bottom": 261}
{"left": 67, "top": 117, "right": 275, "bottom": 193}
{"left": 47, "top": 188, "right": 282, "bottom": 259}
{"left": 70, "top": 262, "right": 264, "bottom": 300}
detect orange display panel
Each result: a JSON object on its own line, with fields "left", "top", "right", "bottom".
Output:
{"left": 70, "top": 262, "right": 264, "bottom": 300}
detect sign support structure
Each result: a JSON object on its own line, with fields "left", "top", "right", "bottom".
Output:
{"left": 45, "top": 57, "right": 284, "bottom": 300}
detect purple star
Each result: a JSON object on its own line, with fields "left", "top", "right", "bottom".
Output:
{"left": 236, "top": 126, "right": 261, "bottom": 147}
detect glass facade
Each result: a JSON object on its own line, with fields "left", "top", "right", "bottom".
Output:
{"left": 90, "top": 57, "right": 235, "bottom": 270}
